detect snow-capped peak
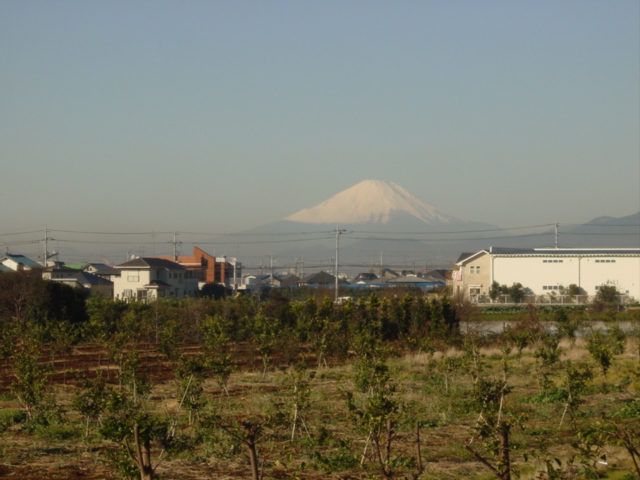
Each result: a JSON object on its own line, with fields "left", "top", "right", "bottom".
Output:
{"left": 284, "top": 180, "right": 459, "bottom": 225}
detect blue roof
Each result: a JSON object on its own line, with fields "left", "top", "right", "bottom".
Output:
{"left": 3, "top": 253, "right": 41, "bottom": 268}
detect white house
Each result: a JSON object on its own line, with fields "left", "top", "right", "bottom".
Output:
{"left": 99, "top": 257, "right": 189, "bottom": 300}
{"left": 1, "top": 253, "right": 42, "bottom": 271}
{"left": 453, "top": 247, "right": 640, "bottom": 301}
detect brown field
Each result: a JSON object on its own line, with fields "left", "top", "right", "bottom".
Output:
{"left": 0, "top": 338, "right": 639, "bottom": 480}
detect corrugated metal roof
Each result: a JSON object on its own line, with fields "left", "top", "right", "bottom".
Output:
{"left": 490, "top": 247, "right": 640, "bottom": 256}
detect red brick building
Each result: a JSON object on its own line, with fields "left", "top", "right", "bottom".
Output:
{"left": 156, "top": 247, "right": 237, "bottom": 285}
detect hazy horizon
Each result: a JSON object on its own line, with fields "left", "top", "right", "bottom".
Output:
{"left": 2, "top": 179, "right": 638, "bottom": 267}
{"left": 2, "top": 2, "right": 639, "bottom": 263}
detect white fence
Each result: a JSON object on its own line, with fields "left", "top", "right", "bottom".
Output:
{"left": 469, "top": 294, "right": 633, "bottom": 305}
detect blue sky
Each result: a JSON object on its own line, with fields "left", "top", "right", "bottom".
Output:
{"left": 2, "top": 1, "right": 639, "bottom": 242}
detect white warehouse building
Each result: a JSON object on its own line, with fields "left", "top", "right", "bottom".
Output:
{"left": 453, "top": 247, "right": 640, "bottom": 301}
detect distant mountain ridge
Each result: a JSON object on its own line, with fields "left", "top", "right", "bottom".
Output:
{"left": 555, "top": 211, "right": 640, "bottom": 248}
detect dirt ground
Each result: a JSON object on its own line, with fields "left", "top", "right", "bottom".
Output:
{"left": 0, "top": 344, "right": 358, "bottom": 480}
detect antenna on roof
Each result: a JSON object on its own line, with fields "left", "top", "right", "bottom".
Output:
{"left": 555, "top": 223, "right": 559, "bottom": 249}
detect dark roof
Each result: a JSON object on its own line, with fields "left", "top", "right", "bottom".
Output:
{"left": 490, "top": 247, "right": 640, "bottom": 256}
{"left": 94, "top": 267, "right": 121, "bottom": 276}
{"left": 424, "top": 269, "right": 447, "bottom": 281}
{"left": 301, "top": 271, "right": 349, "bottom": 285}
{"left": 302, "top": 271, "right": 337, "bottom": 285}
{"left": 279, "top": 274, "right": 300, "bottom": 286}
{"left": 355, "top": 272, "right": 378, "bottom": 281}
{"left": 489, "top": 247, "right": 536, "bottom": 255}
{"left": 455, "top": 252, "right": 478, "bottom": 263}
{"left": 52, "top": 271, "right": 113, "bottom": 287}
{"left": 84, "top": 263, "right": 109, "bottom": 271}
{"left": 78, "top": 271, "right": 113, "bottom": 286}
{"left": 117, "top": 257, "right": 186, "bottom": 270}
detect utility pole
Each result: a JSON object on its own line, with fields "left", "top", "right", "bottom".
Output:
{"left": 172, "top": 231, "right": 181, "bottom": 261}
{"left": 43, "top": 226, "right": 48, "bottom": 267}
{"left": 269, "top": 255, "right": 275, "bottom": 285}
{"left": 334, "top": 225, "right": 346, "bottom": 302}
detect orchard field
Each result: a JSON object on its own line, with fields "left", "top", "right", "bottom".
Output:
{"left": 0, "top": 272, "right": 639, "bottom": 480}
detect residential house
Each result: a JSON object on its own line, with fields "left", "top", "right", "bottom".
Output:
{"left": 299, "top": 271, "right": 348, "bottom": 287}
{"left": 353, "top": 272, "right": 378, "bottom": 283}
{"left": 97, "top": 257, "right": 188, "bottom": 300}
{"left": 46, "top": 269, "right": 113, "bottom": 297}
{"left": 1, "top": 253, "right": 42, "bottom": 271}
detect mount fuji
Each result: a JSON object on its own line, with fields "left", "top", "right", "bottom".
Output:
{"left": 216, "top": 180, "right": 510, "bottom": 270}
{"left": 285, "top": 180, "right": 460, "bottom": 226}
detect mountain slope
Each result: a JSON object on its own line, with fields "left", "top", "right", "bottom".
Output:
{"left": 555, "top": 211, "right": 640, "bottom": 248}
{"left": 285, "top": 179, "right": 460, "bottom": 225}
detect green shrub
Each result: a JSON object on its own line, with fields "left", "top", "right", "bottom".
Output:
{"left": 0, "top": 409, "right": 26, "bottom": 431}
{"left": 311, "top": 446, "right": 359, "bottom": 473}
{"left": 32, "top": 422, "right": 83, "bottom": 441}
{"left": 525, "top": 387, "right": 569, "bottom": 404}
{"left": 611, "top": 399, "right": 640, "bottom": 419}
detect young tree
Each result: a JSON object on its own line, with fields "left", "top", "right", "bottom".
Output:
{"left": 201, "top": 315, "right": 234, "bottom": 396}
{"left": 585, "top": 331, "right": 615, "bottom": 382}
{"left": 597, "top": 285, "right": 620, "bottom": 304}
{"left": 11, "top": 348, "right": 57, "bottom": 423}
{"left": 489, "top": 281, "right": 501, "bottom": 303}
{"left": 72, "top": 372, "right": 110, "bottom": 437}
{"left": 507, "top": 283, "right": 526, "bottom": 304}
{"left": 465, "top": 378, "right": 515, "bottom": 480}
{"left": 533, "top": 333, "right": 562, "bottom": 393}
{"left": 286, "top": 361, "right": 315, "bottom": 441}
{"left": 99, "top": 348, "right": 188, "bottom": 480}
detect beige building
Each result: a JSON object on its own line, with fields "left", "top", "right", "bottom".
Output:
{"left": 453, "top": 247, "right": 640, "bottom": 302}
{"left": 97, "top": 257, "right": 189, "bottom": 300}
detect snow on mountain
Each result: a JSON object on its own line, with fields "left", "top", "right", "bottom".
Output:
{"left": 285, "top": 180, "right": 460, "bottom": 225}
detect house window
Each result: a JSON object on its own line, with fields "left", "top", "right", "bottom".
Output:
{"left": 595, "top": 259, "right": 616, "bottom": 263}
{"left": 469, "top": 265, "right": 480, "bottom": 274}
{"left": 469, "top": 287, "right": 481, "bottom": 295}
{"left": 128, "top": 274, "right": 140, "bottom": 282}
{"left": 123, "top": 289, "right": 133, "bottom": 298}
{"left": 137, "top": 289, "right": 147, "bottom": 299}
